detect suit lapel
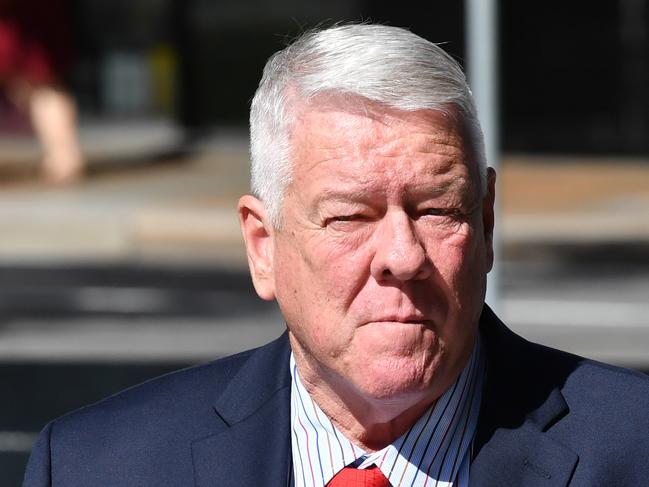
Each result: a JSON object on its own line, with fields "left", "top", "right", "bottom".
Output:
{"left": 470, "top": 307, "right": 579, "bottom": 486}
{"left": 470, "top": 420, "right": 578, "bottom": 487}
{"left": 192, "top": 333, "right": 293, "bottom": 487}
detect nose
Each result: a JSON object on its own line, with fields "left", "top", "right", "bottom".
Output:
{"left": 370, "top": 211, "right": 432, "bottom": 283}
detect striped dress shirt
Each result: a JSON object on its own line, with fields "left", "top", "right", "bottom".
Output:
{"left": 290, "top": 336, "right": 485, "bottom": 487}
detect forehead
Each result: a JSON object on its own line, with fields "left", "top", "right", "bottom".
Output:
{"left": 288, "top": 101, "right": 478, "bottom": 197}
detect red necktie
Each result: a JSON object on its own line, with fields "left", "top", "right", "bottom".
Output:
{"left": 327, "top": 465, "right": 391, "bottom": 487}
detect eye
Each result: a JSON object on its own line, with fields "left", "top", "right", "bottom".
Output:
{"left": 422, "top": 208, "right": 446, "bottom": 216}
{"left": 326, "top": 214, "right": 363, "bottom": 225}
{"left": 418, "top": 208, "right": 460, "bottom": 218}
{"left": 323, "top": 213, "right": 374, "bottom": 230}
{"left": 332, "top": 214, "right": 360, "bottom": 222}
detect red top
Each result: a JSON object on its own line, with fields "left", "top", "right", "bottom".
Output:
{"left": 0, "top": 0, "right": 73, "bottom": 85}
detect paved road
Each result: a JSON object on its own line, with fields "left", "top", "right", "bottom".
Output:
{"left": 500, "top": 253, "right": 649, "bottom": 368}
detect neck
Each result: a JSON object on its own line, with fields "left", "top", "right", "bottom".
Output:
{"left": 292, "top": 348, "right": 439, "bottom": 452}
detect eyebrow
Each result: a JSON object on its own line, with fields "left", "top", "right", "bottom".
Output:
{"left": 311, "top": 188, "right": 375, "bottom": 207}
{"left": 406, "top": 176, "right": 471, "bottom": 199}
{"left": 311, "top": 175, "right": 470, "bottom": 207}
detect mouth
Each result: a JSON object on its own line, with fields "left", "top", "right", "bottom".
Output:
{"left": 365, "top": 317, "right": 433, "bottom": 326}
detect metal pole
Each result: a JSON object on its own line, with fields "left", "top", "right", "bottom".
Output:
{"left": 466, "top": 0, "right": 500, "bottom": 310}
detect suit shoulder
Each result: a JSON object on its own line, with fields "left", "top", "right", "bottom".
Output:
{"left": 564, "top": 357, "right": 649, "bottom": 407}
{"left": 489, "top": 323, "right": 649, "bottom": 430}
{"left": 49, "top": 337, "right": 282, "bottom": 439}
{"left": 522, "top": 338, "right": 649, "bottom": 405}
{"left": 24, "top": 334, "right": 291, "bottom": 485}
{"left": 66, "top": 348, "right": 250, "bottom": 415}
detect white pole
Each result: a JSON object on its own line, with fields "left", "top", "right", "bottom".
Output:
{"left": 466, "top": 0, "right": 500, "bottom": 310}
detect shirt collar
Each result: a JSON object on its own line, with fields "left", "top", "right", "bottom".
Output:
{"left": 290, "top": 336, "right": 485, "bottom": 487}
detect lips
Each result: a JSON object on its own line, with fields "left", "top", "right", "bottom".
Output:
{"left": 367, "top": 315, "right": 431, "bottom": 324}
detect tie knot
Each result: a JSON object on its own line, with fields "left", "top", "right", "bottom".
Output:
{"left": 327, "top": 465, "right": 391, "bottom": 487}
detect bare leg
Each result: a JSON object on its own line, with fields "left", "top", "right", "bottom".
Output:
{"left": 28, "top": 86, "right": 84, "bottom": 183}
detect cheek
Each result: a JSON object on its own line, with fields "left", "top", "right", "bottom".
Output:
{"left": 424, "top": 223, "right": 487, "bottom": 295}
{"left": 274, "top": 233, "right": 371, "bottom": 341}
{"left": 424, "top": 224, "right": 473, "bottom": 271}
{"left": 308, "top": 233, "right": 374, "bottom": 294}
{"left": 441, "top": 221, "right": 475, "bottom": 248}
{"left": 311, "top": 227, "right": 373, "bottom": 261}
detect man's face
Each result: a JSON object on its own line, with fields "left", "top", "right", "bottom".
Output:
{"left": 249, "top": 101, "right": 495, "bottom": 409}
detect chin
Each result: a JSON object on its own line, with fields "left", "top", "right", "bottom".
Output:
{"left": 351, "top": 356, "right": 441, "bottom": 402}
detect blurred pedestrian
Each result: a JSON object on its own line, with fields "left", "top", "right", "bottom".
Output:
{"left": 0, "top": 0, "right": 84, "bottom": 183}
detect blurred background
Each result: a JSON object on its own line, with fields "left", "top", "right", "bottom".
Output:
{"left": 1, "top": 0, "right": 648, "bottom": 483}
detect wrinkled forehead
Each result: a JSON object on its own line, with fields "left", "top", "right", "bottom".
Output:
{"left": 286, "top": 94, "right": 483, "bottom": 190}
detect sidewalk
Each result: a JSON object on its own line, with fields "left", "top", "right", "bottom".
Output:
{"left": 500, "top": 155, "right": 649, "bottom": 244}
{"left": 0, "top": 125, "right": 248, "bottom": 265}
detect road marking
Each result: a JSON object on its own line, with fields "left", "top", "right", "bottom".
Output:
{"left": 503, "top": 298, "right": 649, "bottom": 328}
{"left": 0, "top": 431, "right": 37, "bottom": 452}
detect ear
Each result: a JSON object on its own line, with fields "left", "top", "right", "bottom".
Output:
{"left": 238, "top": 195, "right": 276, "bottom": 300}
{"left": 482, "top": 167, "right": 497, "bottom": 272}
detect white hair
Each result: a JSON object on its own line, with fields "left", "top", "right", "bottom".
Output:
{"left": 250, "top": 24, "right": 486, "bottom": 227}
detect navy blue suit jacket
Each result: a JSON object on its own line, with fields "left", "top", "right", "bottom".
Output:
{"left": 23, "top": 307, "right": 649, "bottom": 486}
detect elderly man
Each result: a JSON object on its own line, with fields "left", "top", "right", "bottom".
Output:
{"left": 23, "top": 24, "right": 649, "bottom": 487}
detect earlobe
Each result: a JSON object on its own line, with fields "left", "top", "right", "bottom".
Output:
{"left": 483, "top": 167, "right": 497, "bottom": 271}
{"left": 238, "top": 195, "right": 276, "bottom": 300}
